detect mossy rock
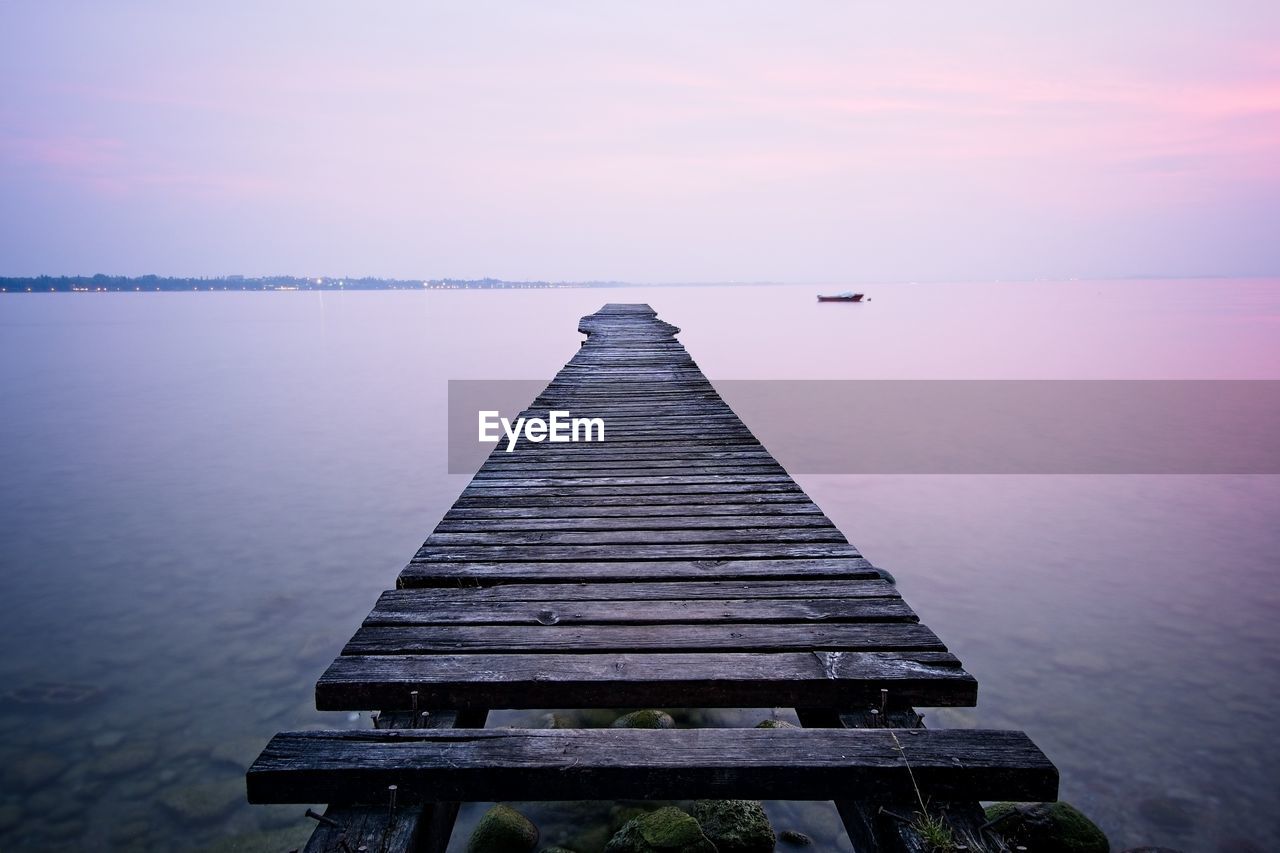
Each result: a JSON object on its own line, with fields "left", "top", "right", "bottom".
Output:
{"left": 468, "top": 804, "right": 540, "bottom": 853}
{"left": 691, "top": 800, "right": 775, "bottom": 853}
{"left": 611, "top": 710, "right": 675, "bottom": 729}
{"left": 754, "top": 718, "right": 796, "bottom": 729}
{"left": 605, "top": 806, "right": 716, "bottom": 852}
{"left": 985, "top": 802, "right": 1109, "bottom": 853}
{"left": 540, "top": 848, "right": 579, "bottom": 853}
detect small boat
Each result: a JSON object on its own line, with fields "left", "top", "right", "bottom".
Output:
{"left": 817, "top": 291, "right": 864, "bottom": 302}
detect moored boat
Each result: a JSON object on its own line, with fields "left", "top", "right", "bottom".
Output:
{"left": 817, "top": 291, "right": 864, "bottom": 302}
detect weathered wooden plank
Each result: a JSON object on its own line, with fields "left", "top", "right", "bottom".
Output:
{"left": 460, "top": 475, "right": 801, "bottom": 490}
{"left": 363, "top": 593, "right": 914, "bottom": 626}
{"left": 449, "top": 492, "right": 817, "bottom": 509}
{"left": 373, "top": 578, "right": 899, "bottom": 602}
{"left": 341, "top": 622, "right": 945, "bottom": 655}
{"left": 397, "top": 556, "right": 879, "bottom": 586}
{"left": 481, "top": 456, "right": 784, "bottom": 471}
{"left": 411, "top": 541, "right": 862, "bottom": 563}
{"left": 248, "top": 728, "right": 1057, "bottom": 805}
{"left": 316, "top": 651, "right": 976, "bottom": 710}
{"left": 441, "top": 502, "right": 825, "bottom": 520}
{"left": 458, "top": 481, "right": 804, "bottom": 498}
{"left": 420, "top": 528, "right": 848, "bottom": 547}
{"left": 480, "top": 447, "right": 778, "bottom": 462}
{"left": 432, "top": 514, "right": 837, "bottom": 532}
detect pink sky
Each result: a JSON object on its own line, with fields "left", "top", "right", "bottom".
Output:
{"left": 2, "top": 2, "right": 1278, "bottom": 281}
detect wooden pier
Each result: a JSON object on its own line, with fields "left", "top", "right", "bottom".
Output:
{"left": 247, "top": 304, "right": 1057, "bottom": 852}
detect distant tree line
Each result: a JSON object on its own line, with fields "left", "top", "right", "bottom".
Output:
{"left": 0, "top": 275, "right": 626, "bottom": 292}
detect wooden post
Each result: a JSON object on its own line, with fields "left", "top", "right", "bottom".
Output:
{"left": 301, "top": 708, "right": 490, "bottom": 853}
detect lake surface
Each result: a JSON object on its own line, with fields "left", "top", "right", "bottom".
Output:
{"left": 0, "top": 280, "right": 1277, "bottom": 852}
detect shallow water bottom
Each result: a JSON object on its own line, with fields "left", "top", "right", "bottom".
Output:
{"left": 449, "top": 707, "right": 853, "bottom": 853}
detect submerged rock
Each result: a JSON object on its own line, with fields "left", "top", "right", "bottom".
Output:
{"left": 208, "top": 735, "right": 268, "bottom": 770}
{"left": 9, "top": 750, "right": 69, "bottom": 787}
{"left": 107, "top": 816, "right": 154, "bottom": 848}
{"left": 1214, "top": 840, "right": 1267, "bottom": 853}
{"left": 158, "top": 778, "right": 244, "bottom": 823}
{"left": 605, "top": 806, "right": 716, "bottom": 853}
{"left": 195, "top": 825, "right": 313, "bottom": 852}
{"left": 691, "top": 800, "right": 775, "bottom": 853}
{"left": 3, "top": 680, "right": 103, "bottom": 708}
{"left": 24, "top": 787, "right": 81, "bottom": 823}
{"left": 91, "top": 730, "right": 126, "bottom": 750}
{"left": 42, "top": 815, "right": 86, "bottom": 842}
{"left": 984, "top": 801, "right": 1109, "bottom": 853}
{"left": 779, "top": 830, "right": 812, "bottom": 846}
{"left": 0, "top": 800, "right": 22, "bottom": 832}
{"left": 1136, "top": 796, "right": 1197, "bottom": 835}
{"left": 468, "top": 804, "right": 540, "bottom": 853}
{"left": 92, "top": 740, "right": 159, "bottom": 778}
{"left": 754, "top": 718, "right": 796, "bottom": 729}
{"left": 611, "top": 710, "right": 675, "bottom": 729}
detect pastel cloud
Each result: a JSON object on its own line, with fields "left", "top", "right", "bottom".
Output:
{"left": 1, "top": 2, "right": 1277, "bottom": 280}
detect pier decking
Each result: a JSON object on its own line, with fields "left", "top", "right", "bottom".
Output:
{"left": 247, "top": 304, "right": 1057, "bottom": 852}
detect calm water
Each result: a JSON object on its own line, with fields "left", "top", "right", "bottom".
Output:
{"left": 0, "top": 281, "right": 1277, "bottom": 852}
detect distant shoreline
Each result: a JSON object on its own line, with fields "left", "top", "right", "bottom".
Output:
{"left": 0, "top": 276, "right": 628, "bottom": 293}
{"left": 1, "top": 275, "right": 1268, "bottom": 293}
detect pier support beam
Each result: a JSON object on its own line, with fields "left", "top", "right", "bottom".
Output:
{"left": 796, "top": 704, "right": 986, "bottom": 853}
{"left": 301, "top": 708, "right": 489, "bottom": 853}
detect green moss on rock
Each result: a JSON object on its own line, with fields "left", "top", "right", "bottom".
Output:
{"left": 468, "top": 804, "right": 540, "bottom": 853}
{"left": 691, "top": 800, "right": 775, "bottom": 853}
{"left": 605, "top": 806, "right": 716, "bottom": 852}
{"left": 754, "top": 719, "right": 797, "bottom": 729}
{"left": 985, "top": 802, "right": 1109, "bottom": 853}
{"left": 611, "top": 710, "right": 675, "bottom": 729}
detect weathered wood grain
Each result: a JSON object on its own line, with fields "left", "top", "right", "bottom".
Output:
{"left": 432, "top": 514, "right": 837, "bottom": 532}
{"left": 363, "top": 593, "right": 914, "bottom": 626}
{"left": 315, "top": 651, "right": 977, "bottom": 710}
{"left": 374, "top": 577, "right": 898, "bottom": 602}
{"left": 411, "top": 541, "right": 863, "bottom": 563}
{"left": 397, "top": 556, "right": 880, "bottom": 586}
{"left": 420, "top": 527, "right": 848, "bottom": 547}
{"left": 248, "top": 728, "right": 1057, "bottom": 805}
{"left": 341, "top": 622, "right": 945, "bottom": 655}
